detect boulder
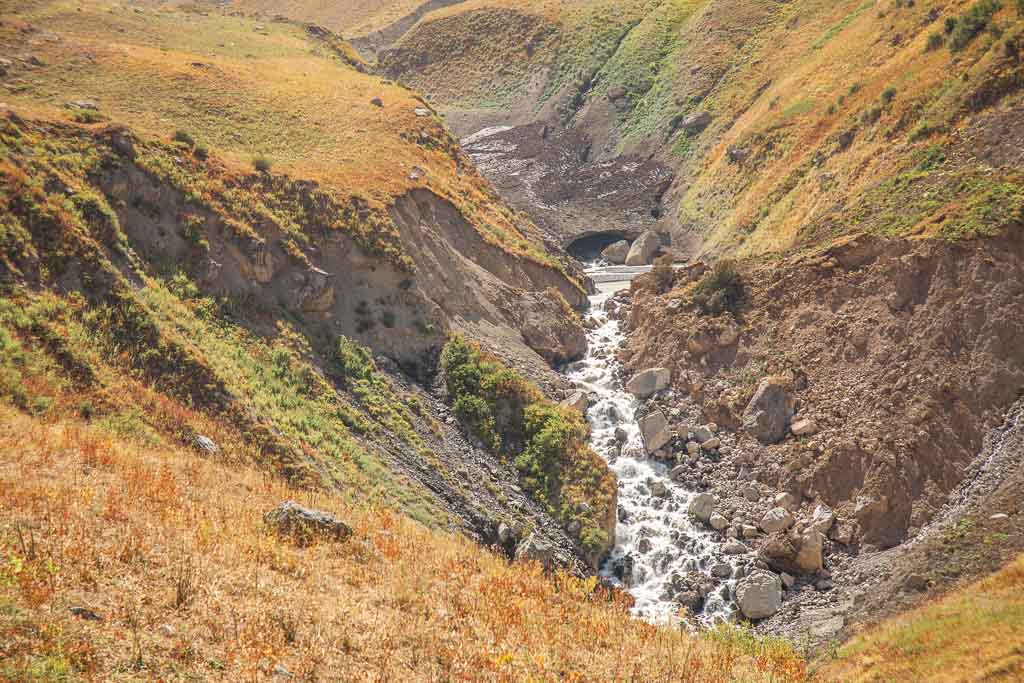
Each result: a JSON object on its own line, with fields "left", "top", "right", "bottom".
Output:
{"left": 679, "top": 111, "right": 712, "bottom": 136}
{"left": 264, "top": 502, "right": 352, "bottom": 547}
{"left": 742, "top": 377, "right": 795, "bottom": 444}
{"left": 809, "top": 504, "right": 836, "bottom": 535}
{"left": 759, "top": 530, "right": 823, "bottom": 575}
{"left": 626, "top": 367, "right": 671, "bottom": 398}
{"left": 791, "top": 417, "right": 818, "bottom": 437}
{"left": 709, "top": 513, "right": 729, "bottom": 531}
{"left": 736, "top": 570, "right": 782, "bottom": 620}
{"left": 194, "top": 435, "right": 218, "bottom": 453}
{"left": 650, "top": 480, "right": 669, "bottom": 498}
{"left": 693, "top": 425, "right": 714, "bottom": 443}
{"left": 601, "top": 240, "right": 631, "bottom": 264}
{"left": 711, "top": 562, "right": 733, "bottom": 579}
{"left": 639, "top": 410, "right": 671, "bottom": 454}
{"left": 514, "top": 533, "right": 557, "bottom": 570}
{"left": 687, "top": 493, "right": 716, "bottom": 523}
{"left": 775, "top": 492, "right": 798, "bottom": 511}
{"left": 795, "top": 530, "right": 824, "bottom": 574}
{"left": 722, "top": 540, "right": 749, "bottom": 555}
{"left": 624, "top": 230, "right": 660, "bottom": 266}
{"left": 561, "top": 391, "right": 589, "bottom": 415}
{"left": 700, "top": 437, "right": 720, "bottom": 451}
{"left": 760, "top": 507, "right": 795, "bottom": 533}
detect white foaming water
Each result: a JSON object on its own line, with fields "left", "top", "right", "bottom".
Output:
{"left": 563, "top": 263, "right": 738, "bottom": 625}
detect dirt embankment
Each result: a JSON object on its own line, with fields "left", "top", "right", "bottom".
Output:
{"left": 626, "top": 231, "right": 1024, "bottom": 551}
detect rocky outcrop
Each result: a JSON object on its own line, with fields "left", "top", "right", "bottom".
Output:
{"left": 601, "top": 240, "right": 630, "bottom": 264}
{"left": 518, "top": 289, "right": 587, "bottom": 365}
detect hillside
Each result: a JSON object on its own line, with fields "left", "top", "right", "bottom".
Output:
{"left": 3, "top": 0, "right": 1024, "bottom": 680}
{"left": 0, "top": 0, "right": 624, "bottom": 582}
{"left": 0, "top": 404, "right": 808, "bottom": 681}
{"left": 380, "top": 0, "right": 1024, "bottom": 257}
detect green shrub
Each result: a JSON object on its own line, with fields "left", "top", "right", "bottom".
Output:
{"left": 252, "top": 156, "right": 273, "bottom": 173}
{"left": 692, "top": 259, "right": 744, "bottom": 316}
{"left": 949, "top": 0, "right": 1003, "bottom": 52}
{"left": 441, "top": 337, "right": 614, "bottom": 556}
{"left": 926, "top": 32, "right": 945, "bottom": 51}
{"left": 193, "top": 145, "right": 209, "bottom": 160}
{"left": 945, "top": 17, "right": 958, "bottom": 34}
{"left": 652, "top": 254, "right": 675, "bottom": 293}
{"left": 881, "top": 87, "right": 897, "bottom": 104}
{"left": 73, "top": 111, "right": 104, "bottom": 124}
{"left": 172, "top": 130, "right": 196, "bottom": 147}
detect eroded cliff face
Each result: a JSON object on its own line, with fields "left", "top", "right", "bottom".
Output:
{"left": 1, "top": 114, "right": 608, "bottom": 573}
{"left": 625, "top": 231, "right": 1024, "bottom": 549}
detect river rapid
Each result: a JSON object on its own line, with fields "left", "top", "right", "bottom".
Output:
{"left": 563, "top": 264, "right": 738, "bottom": 625}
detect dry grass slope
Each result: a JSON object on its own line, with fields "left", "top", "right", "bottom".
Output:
{"left": 0, "top": 405, "right": 810, "bottom": 681}
{"left": 822, "top": 554, "right": 1024, "bottom": 682}
{"left": 0, "top": 0, "right": 567, "bottom": 272}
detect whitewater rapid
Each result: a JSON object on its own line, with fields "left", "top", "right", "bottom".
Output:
{"left": 564, "top": 264, "right": 737, "bottom": 625}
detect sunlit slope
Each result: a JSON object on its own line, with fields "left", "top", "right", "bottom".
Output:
{"left": 821, "top": 554, "right": 1024, "bottom": 682}
{"left": 230, "top": 0, "right": 431, "bottom": 36}
{"left": 0, "top": 0, "right": 562, "bottom": 269}
{"left": 385, "top": 0, "right": 1024, "bottom": 256}
{"left": 0, "top": 405, "right": 811, "bottom": 681}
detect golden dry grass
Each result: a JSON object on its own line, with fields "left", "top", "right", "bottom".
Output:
{"left": 821, "top": 554, "right": 1024, "bottom": 682}
{"left": 0, "top": 405, "right": 810, "bottom": 681}
{"left": 0, "top": 0, "right": 559, "bottom": 269}
{"left": 230, "top": 0, "right": 432, "bottom": 37}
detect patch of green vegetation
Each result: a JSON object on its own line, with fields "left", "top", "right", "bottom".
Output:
{"left": 331, "top": 336, "right": 425, "bottom": 450}
{"left": 949, "top": 0, "right": 1004, "bottom": 52}
{"left": 692, "top": 259, "right": 744, "bottom": 316}
{"left": 592, "top": 0, "right": 704, "bottom": 143}
{"left": 441, "top": 337, "right": 614, "bottom": 557}
{"left": 946, "top": 181, "right": 1024, "bottom": 239}
{"left": 782, "top": 98, "right": 814, "bottom": 119}
{"left": 813, "top": 0, "right": 874, "bottom": 50}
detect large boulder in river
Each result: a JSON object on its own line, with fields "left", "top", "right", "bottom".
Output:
{"left": 639, "top": 410, "right": 671, "bottom": 454}
{"left": 742, "top": 377, "right": 795, "bottom": 444}
{"left": 626, "top": 367, "right": 671, "bottom": 398}
{"left": 736, "top": 570, "right": 783, "bottom": 620}
{"left": 687, "top": 493, "right": 716, "bottom": 524}
{"left": 624, "top": 230, "right": 661, "bottom": 266}
{"left": 601, "top": 240, "right": 630, "bottom": 264}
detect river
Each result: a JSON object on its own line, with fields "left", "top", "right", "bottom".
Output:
{"left": 563, "top": 263, "right": 738, "bottom": 625}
